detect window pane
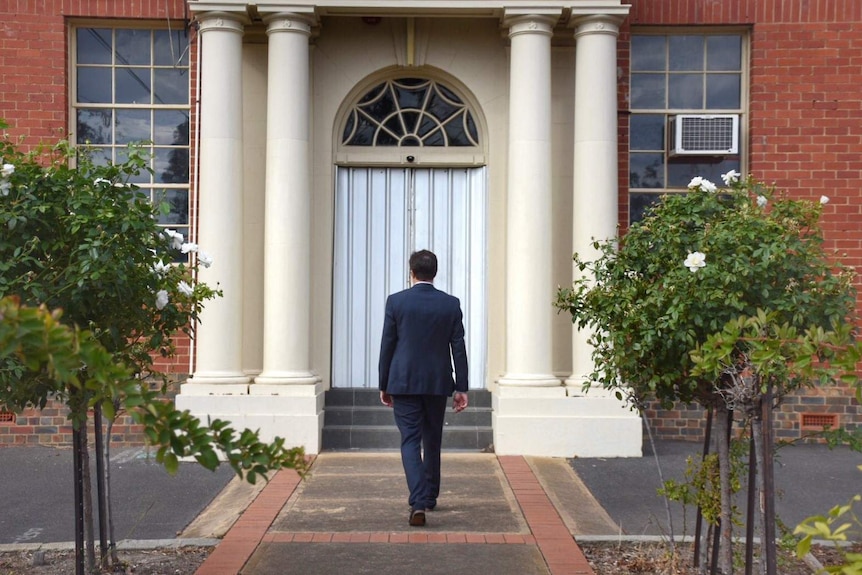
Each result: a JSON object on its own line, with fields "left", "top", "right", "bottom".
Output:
{"left": 629, "top": 192, "right": 666, "bottom": 225}
{"left": 116, "top": 109, "right": 150, "bottom": 144}
{"left": 77, "top": 28, "right": 112, "bottom": 65}
{"left": 669, "top": 36, "right": 704, "bottom": 71}
{"left": 154, "top": 30, "right": 189, "bottom": 66}
{"left": 706, "top": 74, "right": 741, "bottom": 109}
{"left": 87, "top": 147, "right": 112, "bottom": 167}
{"left": 668, "top": 74, "right": 703, "bottom": 109}
{"left": 347, "top": 115, "right": 376, "bottom": 145}
{"left": 154, "top": 189, "right": 189, "bottom": 225}
{"left": 116, "top": 29, "right": 150, "bottom": 66}
{"left": 707, "top": 36, "right": 742, "bottom": 71}
{"left": 360, "top": 88, "right": 397, "bottom": 121}
{"left": 631, "top": 73, "right": 665, "bottom": 109}
{"left": 394, "top": 83, "right": 428, "bottom": 109}
{"left": 426, "top": 92, "right": 459, "bottom": 122}
{"left": 116, "top": 147, "right": 152, "bottom": 184}
{"left": 418, "top": 114, "right": 440, "bottom": 138}
{"left": 76, "top": 109, "right": 112, "bottom": 144}
{"left": 667, "top": 156, "right": 741, "bottom": 188}
{"left": 77, "top": 67, "right": 112, "bottom": 103}
{"left": 444, "top": 113, "right": 471, "bottom": 146}
{"left": 629, "top": 153, "right": 665, "bottom": 189}
{"left": 116, "top": 67, "right": 151, "bottom": 104}
{"left": 630, "top": 114, "right": 665, "bottom": 150}
{"left": 154, "top": 110, "right": 189, "bottom": 145}
{"left": 155, "top": 148, "right": 189, "bottom": 183}
{"left": 154, "top": 68, "right": 188, "bottom": 105}
{"left": 424, "top": 129, "right": 445, "bottom": 146}
{"left": 631, "top": 36, "right": 666, "bottom": 71}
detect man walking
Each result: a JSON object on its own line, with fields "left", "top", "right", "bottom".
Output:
{"left": 379, "top": 250, "right": 469, "bottom": 527}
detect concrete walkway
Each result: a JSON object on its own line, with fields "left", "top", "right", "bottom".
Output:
{"left": 194, "top": 453, "right": 613, "bottom": 575}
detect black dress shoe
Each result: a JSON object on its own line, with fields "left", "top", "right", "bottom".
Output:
{"left": 409, "top": 509, "right": 426, "bottom": 527}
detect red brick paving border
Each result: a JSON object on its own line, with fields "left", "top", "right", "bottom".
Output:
{"left": 195, "top": 455, "right": 595, "bottom": 575}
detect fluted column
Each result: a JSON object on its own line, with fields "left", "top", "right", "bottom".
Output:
{"left": 188, "top": 13, "right": 249, "bottom": 386}
{"left": 567, "top": 14, "right": 626, "bottom": 392}
{"left": 254, "top": 13, "right": 318, "bottom": 386}
{"left": 497, "top": 11, "right": 561, "bottom": 388}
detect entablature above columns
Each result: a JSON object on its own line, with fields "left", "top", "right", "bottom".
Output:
{"left": 188, "top": 0, "right": 629, "bottom": 22}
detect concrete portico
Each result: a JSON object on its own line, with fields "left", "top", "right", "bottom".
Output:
{"left": 178, "top": 0, "right": 642, "bottom": 458}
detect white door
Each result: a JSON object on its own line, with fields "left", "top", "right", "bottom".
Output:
{"left": 332, "top": 166, "right": 486, "bottom": 389}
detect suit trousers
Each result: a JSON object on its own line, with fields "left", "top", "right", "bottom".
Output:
{"left": 392, "top": 394, "right": 448, "bottom": 511}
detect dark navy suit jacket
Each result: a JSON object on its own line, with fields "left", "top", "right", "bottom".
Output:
{"left": 378, "top": 282, "right": 469, "bottom": 396}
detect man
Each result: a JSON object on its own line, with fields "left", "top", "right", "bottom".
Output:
{"left": 379, "top": 250, "right": 469, "bottom": 527}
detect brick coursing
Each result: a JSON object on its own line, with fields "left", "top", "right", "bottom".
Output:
{"left": 1, "top": 0, "right": 860, "bottom": 446}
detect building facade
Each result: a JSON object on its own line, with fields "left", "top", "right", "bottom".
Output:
{"left": 1, "top": 0, "right": 860, "bottom": 454}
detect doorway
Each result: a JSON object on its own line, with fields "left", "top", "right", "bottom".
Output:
{"left": 331, "top": 166, "right": 487, "bottom": 389}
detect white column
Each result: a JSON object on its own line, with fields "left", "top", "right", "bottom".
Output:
{"left": 254, "top": 13, "right": 318, "bottom": 387}
{"left": 187, "top": 13, "right": 249, "bottom": 388}
{"left": 567, "top": 14, "right": 625, "bottom": 393}
{"left": 497, "top": 12, "right": 561, "bottom": 388}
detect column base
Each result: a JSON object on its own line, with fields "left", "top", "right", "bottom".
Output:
{"left": 564, "top": 375, "right": 615, "bottom": 398}
{"left": 497, "top": 373, "right": 562, "bottom": 387}
{"left": 175, "top": 381, "right": 325, "bottom": 454}
{"left": 186, "top": 373, "right": 251, "bottom": 386}
{"left": 492, "top": 385, "right": 642, "bottom": 457}
{"left": 254, "top": 371, "right": 320, "bottom": 386}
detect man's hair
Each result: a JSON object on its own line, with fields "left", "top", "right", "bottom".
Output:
{"left": 409, "top": 250, "right": 437, "bottom": 281}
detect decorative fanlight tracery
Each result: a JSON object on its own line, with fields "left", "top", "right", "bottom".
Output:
{"left": 342, "top": 78, "right": 479, "bottom": 147}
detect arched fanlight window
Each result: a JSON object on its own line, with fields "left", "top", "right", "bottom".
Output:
{"left": 342, "top": 78, "right": 479, "bottom": 147}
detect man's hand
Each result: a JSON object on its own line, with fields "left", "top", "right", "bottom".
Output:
{"left": 380, "top": 391, "right": 393, "bottom": 407}
{"left": 452, "top": 392, "right": 469, "bottom": 413}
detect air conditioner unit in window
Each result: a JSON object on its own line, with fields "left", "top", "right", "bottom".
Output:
{"left": 669, "top": 114, "right": 739, "bottom": 156}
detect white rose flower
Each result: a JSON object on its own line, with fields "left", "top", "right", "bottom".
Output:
{"left": 152, "top": 260, "right": 170, "bottom": 277}
{"left": 820, "top": 195, "right": 830, "bottom": 205}
{"left": 198, "top": 251, "right": 213, "bottom": 268}
{"left": 756, "top": 195, "right": 768, "bottom": 208}
{"left": 683, "top": 251, "right": 706, "bottom": 273}
{"left": 700, "top": 179, "right": 717, "bottom": 193}
{"left": 687, "top": 176, "right": 704, "bottom": 190}
{"left": 155, "top": 290, "right": 169, "bottom": 310}
{"left": 164, "top": 228, "right": 184, "bottom": 250}
{"left": 178, "top": 280, "right": 194, "bottom": 297}
{"left": 181, "top": 242, "right": 199, "bottom": 254}
{"left": 1, "top": 163, "right": 14, "bottom": 178}
{"left": 721, "top": 170, "right": 741, "bottom": 186}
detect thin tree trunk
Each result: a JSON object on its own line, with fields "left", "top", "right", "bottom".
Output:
{"left": 750, "top": 414, "right": 767, "bottom": 575}
{"left": 94, "top": 405, "right": 108, "bottom": 572}
{"left": 80, "top": 429, "right": 97, "bottom": 573}
{"left": 715, "top": 405, "right": 734, "bottom": 574}
{"left": 642, "top": 412, "right": 676, "bottom": 554}
{"left": 105, "top": 405, "right": 119, "bottom": 566}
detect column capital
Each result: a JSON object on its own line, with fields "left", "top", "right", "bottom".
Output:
{"left": 264, "top": 12, "right": 315, "bottom": 36}
{"left": 261, "top": 5, "right": 319, "bottom": 25}
{"left": 196, "top": 11, "right": 249, "bottom": 34}
{"left": 568, "top": 13, "right": 627, "bottom": 38}
{"left": 502, "top": 9, "right": 561, "bottom": 36}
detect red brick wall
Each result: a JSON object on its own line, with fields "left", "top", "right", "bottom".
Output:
{"left": 1, "top": 0, "right": 861, "bottom": 446}
{"left": 624, "top": 0, "right": 862, "bottom": 442}
{"left": 0, "top": 0, "right": 196, "bottom": 447}
{"left": 0, "top": 380, "right": 183, "bottom": 447}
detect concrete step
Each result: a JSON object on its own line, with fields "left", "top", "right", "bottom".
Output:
{"left": 324, "top": 405, "right": 492, "bottom": 427}
{"left": 322, "top": 388, "right": 493, "bottom": 451}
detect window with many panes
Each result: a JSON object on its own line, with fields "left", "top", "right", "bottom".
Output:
{"left": 73, "top": 27, "right": 191, "bottom": 244}
{"left": 628, "top": 32, "right": 745, "bottom": 224}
